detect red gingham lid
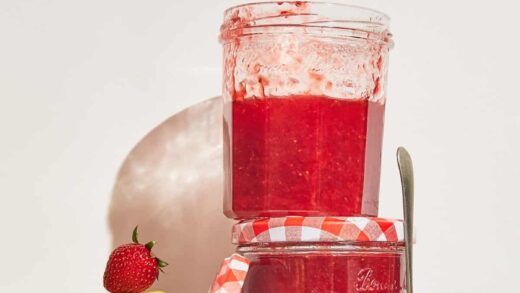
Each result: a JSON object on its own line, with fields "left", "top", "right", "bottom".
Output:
{"left": 232, "top": 216, "right": 404, "bottom": 244}
{"left": 209, "top": 254, "right": 250, "bottom": 293}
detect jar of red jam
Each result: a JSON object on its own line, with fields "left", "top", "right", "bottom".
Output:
{"left": 220, "top": 2, "right": 394, "bottom": 219}
{"left": 210, "top": 217, "right": 406, "bottom": 292}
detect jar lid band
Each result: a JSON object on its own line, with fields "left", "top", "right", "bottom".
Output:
{"left": 232, "top": 216, "right": 404, "bottom": 244}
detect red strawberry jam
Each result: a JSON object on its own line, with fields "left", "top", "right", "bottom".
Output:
{"left": 224, "top": 96, "right": 385, "bottom": 219}
{"left": 241, "top": 245, "right": 404, "bottom": 293}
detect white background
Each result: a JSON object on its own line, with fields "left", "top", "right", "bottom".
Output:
{"left": 1, "top": 0, "right": 519, "bottom": 292}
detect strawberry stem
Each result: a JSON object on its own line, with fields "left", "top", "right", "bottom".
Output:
{"left": 132, "top": 226, "right": 139, "bottom": 244}
{"left": 156, "top": 258, "right": 168, "bottom": 280}
{"left": 156, "top": 258, "right": 169, "bottom": 268}
{"left": 145, "top": 240, "right": 156, "bottom": 251}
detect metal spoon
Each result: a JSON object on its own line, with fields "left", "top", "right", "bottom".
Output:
{"left": 397, "top": 147, "right": 414, "bottom": 293}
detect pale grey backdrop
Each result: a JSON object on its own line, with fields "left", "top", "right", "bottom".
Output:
{"left": 1, "top": 0, "right": 519, "bottom": 292}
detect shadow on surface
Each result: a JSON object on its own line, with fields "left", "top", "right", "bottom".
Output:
{"left": 108, "top": 97, "right": 234, "bottom": 292}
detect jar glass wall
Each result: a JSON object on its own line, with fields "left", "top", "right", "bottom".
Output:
{"left": 221, "top": 2, "right": 393, "bottom": 219}
{"left": 239, "top": 242, "right": 405, "bottom": 292}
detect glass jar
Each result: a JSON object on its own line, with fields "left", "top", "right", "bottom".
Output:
{"left": 232, "top": 217, "right": 405, "bottom": 293}
{"left": 240, "top": 243, "right": 404, "bottom": 292}
{"left": 220, "top": 2, "right": 394, "bottom": 219}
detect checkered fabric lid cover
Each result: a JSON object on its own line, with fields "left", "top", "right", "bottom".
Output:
{"left": 232, "top": 216, "right": 404, "bottom": 244}
{"left": 209, "top": 253, "right": 250, "bottom": 293}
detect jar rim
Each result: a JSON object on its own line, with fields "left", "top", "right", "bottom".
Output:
{"left": 237, "top": 242, "right": 405, "bottom": 254}
{"left": 220, "top": 1, "right": 392, "bottom": 45}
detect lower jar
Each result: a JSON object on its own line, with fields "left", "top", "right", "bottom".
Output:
{"left": 239, "top": 242, "right": 405, "bottom": 293}
{"left": 231, "top": 217, "right": 406, "bottom": 293}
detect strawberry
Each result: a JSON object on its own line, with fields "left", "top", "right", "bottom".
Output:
{"left": 103, "top": 226, "right": 168, "bottom": 293}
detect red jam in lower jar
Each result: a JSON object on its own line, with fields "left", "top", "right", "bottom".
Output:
{"left": 240, "top": 242, "right": 405, "bottom": 293}
{"left": 224, "top": 95, "right": 385, "bottom": 219}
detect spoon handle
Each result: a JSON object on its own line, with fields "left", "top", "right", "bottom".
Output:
{"left": 397, "top": 147, "right": 414, "bottom": 293}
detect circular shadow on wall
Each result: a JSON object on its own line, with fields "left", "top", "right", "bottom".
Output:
{"left": 108, "top": 97, "right": 234, "bottom": 292}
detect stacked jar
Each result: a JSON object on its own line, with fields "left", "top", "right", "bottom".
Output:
{"left": 216, "top": 2, "right": 404, "bottom": 292}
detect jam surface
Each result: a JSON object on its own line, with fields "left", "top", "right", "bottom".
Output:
{"left": 242, "top": 251, "right": 404, "bottom": 293}
{"left": 224, "top": 96, "right": 385, "bottom": 219}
